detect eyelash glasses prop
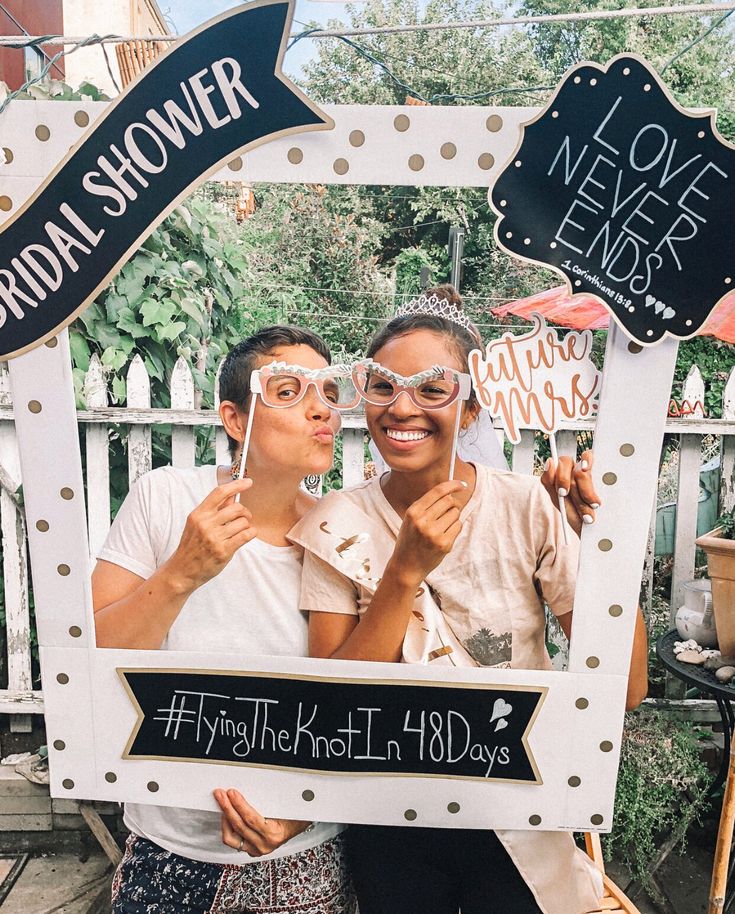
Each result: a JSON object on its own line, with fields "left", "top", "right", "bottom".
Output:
{"left": 352, "top": 359, "right": 472, "bottom": 480}
{"left": 234, "top": 362, "right": 360, "bottom": 491}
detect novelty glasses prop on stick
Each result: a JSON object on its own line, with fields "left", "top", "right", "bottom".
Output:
{"left": 235, "top": 362, "right": 360, "bottom": 486}
{"left": 352, "top": 360, "right": 472, "bottom": 480}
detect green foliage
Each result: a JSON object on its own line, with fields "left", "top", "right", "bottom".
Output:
{"left": 234, "top": 183, "right": 390, "bottom": 356}
{"left": 72, "top": 196, "right": 257, "bottom": 409}
{"left": 715, "top": 507, "right": 735, "bottom": 539}
{"left": 603, "top": 713, "right": 711, "bottom": 892}
{"left": 519, "top": 0, "right": 735, "bottom": 142}
{"left": 674, "top": 336, "right": 733, "bottom": 418}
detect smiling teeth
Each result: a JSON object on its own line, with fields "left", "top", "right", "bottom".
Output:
{"left": 386, "top": 429, "right": 430, "bottom": 441}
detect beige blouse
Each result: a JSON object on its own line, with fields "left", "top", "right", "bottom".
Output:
{"left": 297, "top": 465, "right": 578, "bottom": 671}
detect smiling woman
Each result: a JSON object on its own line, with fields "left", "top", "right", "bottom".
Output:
{"left": 289, "top": 284, "right": 646, "bottom": 914}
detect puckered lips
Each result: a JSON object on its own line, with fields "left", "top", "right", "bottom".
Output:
{"left": 312, "top": 425, "right": 335, "bottom": 445}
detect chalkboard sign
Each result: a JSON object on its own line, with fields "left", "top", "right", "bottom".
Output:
{"left": 119, "top": 669, "right": 546, "bottom": 784}
{"left": 0, "top": 1, "right": 331, "bottom": 360}
{"left": 491, "top": 54, "right": 735, "bottom": 346}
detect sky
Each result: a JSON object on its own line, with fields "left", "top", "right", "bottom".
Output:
{"left": 163, "top": 1, "right": 358, "bottom": 76}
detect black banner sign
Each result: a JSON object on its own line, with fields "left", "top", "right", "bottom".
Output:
{"left": 491, "top": 55, "right": 735, "bottom": 346}
{"left": 119, "top": 669, "right": 546, "bottom": 783}
{"left": 0, "top": 0, "right": 331, "bottom": 360}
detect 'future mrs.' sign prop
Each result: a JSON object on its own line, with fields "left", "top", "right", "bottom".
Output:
{"left": 468, "top": 313, "right": 600, "bottom": 445}
{"left": 0, "top": 0, "right": 331, "bottom": 360}
{"left": 491, "top": 55, "right": 735, "bottom": 346}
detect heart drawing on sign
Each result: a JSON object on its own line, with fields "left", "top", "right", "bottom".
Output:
{"left": 645, "top": 294, "right": 656, "bottom": 308}
{"left": 495, "top": 718, "right": 509, "bottom": 732}
{"left": 490, "top": 698, "right": 513, "bottom": 726}
{"left": 663, "top": 307, "right": 676, "bottom": 320}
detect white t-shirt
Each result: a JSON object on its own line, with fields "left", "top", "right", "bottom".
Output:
{"left": 98, "top": 464, "right": 342, "bottom": 864}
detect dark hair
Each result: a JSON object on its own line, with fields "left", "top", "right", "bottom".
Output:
{"left": 367, "top": 284, "right": 481, "bottom": 409}
{"left": 219, "top": 325, "right": 331, "bottom": 457}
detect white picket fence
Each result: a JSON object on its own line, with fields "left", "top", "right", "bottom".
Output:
{"left": 0, "top": 353, "right": 734, "bottom": 730}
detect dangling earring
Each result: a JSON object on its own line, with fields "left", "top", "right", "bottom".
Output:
{"left": 231, "top": 452, "right": 247, "bottom": 480}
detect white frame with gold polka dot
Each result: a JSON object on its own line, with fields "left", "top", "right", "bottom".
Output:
{"left": 0, "top": 65, "right": 679, "bottom": 831}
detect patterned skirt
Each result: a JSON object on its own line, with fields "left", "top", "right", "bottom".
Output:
{"left": 111, "top": 833, "right": 356, "bottom": 914}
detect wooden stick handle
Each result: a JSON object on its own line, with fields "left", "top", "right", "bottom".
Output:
{"left": 709, "top": 734, "right": 735, "bottom": 913}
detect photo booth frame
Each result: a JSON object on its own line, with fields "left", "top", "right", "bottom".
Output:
{"left": 0, "top": 7, "right": 681, "bottom": 831}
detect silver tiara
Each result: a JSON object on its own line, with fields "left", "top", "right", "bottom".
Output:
{"left": 395, "top": 293, "right": 472, "bottom": 331}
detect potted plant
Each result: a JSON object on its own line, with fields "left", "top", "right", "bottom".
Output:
{"left": 696, "top": 508, "right": 735, "bottom": 654}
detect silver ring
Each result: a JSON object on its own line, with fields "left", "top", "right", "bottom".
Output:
{"left": 237, "top": 836, "right": 245, "bottom": 852}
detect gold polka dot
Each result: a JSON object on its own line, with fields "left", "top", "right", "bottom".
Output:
{"left": 228, "top": 156, "right": 243, "bottom": 172}
{"left": 568, "top": 776, "right": 581, "bottom": 787}
{"left": 478, "top": 153, "right": 495, "bottom": 170}
{"left": 53, "top": 740, "right": 66, "bottom": 751}
{"left": 598, "top": 539, "right": 613, "bottom": 552}
{"left": 35, "top": 125, "right": 50, "bottom": 142}
{"left": 45, "top": 337, "right": 58, "bottom": 348}
{"left": 28, "top": 400, "right": 42, "bottom": 414}
{"left": 60, "top": 487, "right": 74, "bottom": 500}
{"left": 602, "top": 472, "right": 617, "bottom": 485}
{"left": 57, "top": 564, "right": 71, "bottom": 576}
{"left": 486, "top": 114, "right": 503, "bottom": 132}
{"left": 105, "top": 771, "right": 117, "bottom": 783}
{"left": 575, "top": 698, "right": 589, "bottom": 710}
{"left": 287, "top": 147, "right": 303, "bottom": 165}
{"left": 74, "top": 110, "right": 89, "bottom": 128}
{"left": 333, "top": 158, "right": 349, "bottom": 175}
{"left": 57, "top": 673, "right": 69, "bottom": 685}
{"left": 147, "top": 781, "right": 159, "bottom": 793}
{"left": 349, "top": 130, "right": 365, "bottom": 148}
{"left": 586, "top": 656, "right": 600, "bottom": 669}
{"left": 447, "top": 802, "right": 460, "bottom": 814}
{"left": 62, "top": 778, "right": 74, "bottom": 790}
{"left": 600, "top": 741, "right": 614, "bottom": 753}
{"left": 36, "top": 519, "right": 49, "bottom": 532}
{"left": 591, "top": 814, "right": 604, "bottom": 825}
{"left": 529, "top": 815, "right": 542, "bottom": 826}
{"left": 404, "top": 809, "right": 417, "bottom": 821}
{"left": 408, "top": 154, "right": 424, "bottom": 172}
{"left": 620, "top": 443, "right": 635, "bottom": 457}
{"left": 69, "top": 625, "right": 82, "bottom": 638}
{"left": 302, "top": 789, "right": 315, "bottom": 801}
{"left": 628, "top": 342, "right": 643, "bottom": 354}
{"left": 393, "top": 114, "right": 410, "bottom": 132}
{"left": 608, "top": 605, "right": 623, "bottom": 618}
{"left": 2, "top": 147, "right": 13, "bottom": 164}
{"left": 0, "top": 196, "right": 12, "bottom": 212}
{"left": 440, "top": 142, "right": 456, "bottom": 160}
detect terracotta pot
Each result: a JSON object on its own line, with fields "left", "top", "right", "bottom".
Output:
{"left": 696, "top": 527, "right": 735, "bottom": 655}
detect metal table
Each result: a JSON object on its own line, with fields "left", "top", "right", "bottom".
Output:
{"left": 657, "top": 629, "right": 735, "bottom": 914}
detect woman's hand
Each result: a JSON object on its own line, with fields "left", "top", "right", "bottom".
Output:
{"left": 390, "top": 480, "right": 466, "bottom": 585}
{"left": 214, "top": 788, "right": 311, "bottom": 857}
{"left": 164, "top": 478, "right": 257, "bottom": 594}
{"left": 541, "top": 449, "right": 601, "bottom": 537}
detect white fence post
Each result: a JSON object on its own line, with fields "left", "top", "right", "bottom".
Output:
{"left": 511, "top": 430, "right": 535, "bottom": 475}
{"left": 0, "top": 363, "right": 32, "bottom": 732}
{"left": 171, "top": 358, "right": 196, "bottom": 468}
{"left": 669, "top": 365, "right": 706, "bottom": 625}
{"left": 127, "top": 355, "right": 152, "bottom": 486}
{"left": 721, "top": 366, "right": 735, "bottom": 514}
{"left": 214, "top": 358, "right": 229, "bottom": 469}
{"left": 84, "top": 355, "right": 111, "bottom": 559}
{"left": 341, "top": 429, "right": 365, "bottom": 489}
